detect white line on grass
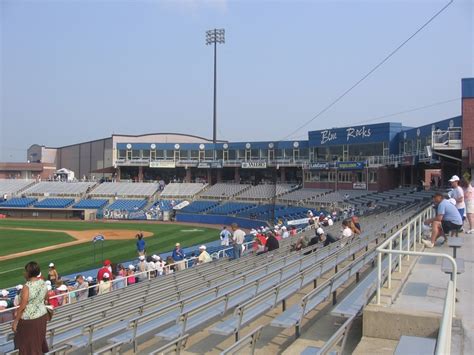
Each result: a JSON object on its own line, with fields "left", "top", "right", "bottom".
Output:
{"left": 0, "top": 267, "right": 23, "bottom": 275}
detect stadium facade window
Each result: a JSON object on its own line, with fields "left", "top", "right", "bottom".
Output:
{"left": 236, "top": 149, "right": 245, "bottom": 159}
{"left": 132, "top": 150, "right": 141, "bottom": 159}
{"left": 251, "top": 149, "right": 259, "bottom": 159}
{"left": 142, "top": 150, "right": 150, "bottom": 159}
{"left": 118, "top": 149, "right": 126, "bottom": 159}
{"left": 283, "top": 148, "right": 292, "bottom": 159}
{"left": 300, "top": 148, "right": 309, "bottom": 159}
{"left": 157, "top": 149, "right": 164, "bottom": 158}
{"left": 274, "top": 149, "right": 283, "bottom": 159}
{"left": 216, "top": 150, "right": 224, "bottom": 160}
{"left": 205, "top": 150, "right": 214, "bottom": 159}
{"left": 416, "top": 139, "right": 421, "bottom": 153}
{"left": 293, "top": 149, "right": 299, "bottom": 160}
{"left": 228, "top": 150, "right": 236, "bottom": 160}
{"left": 190, "top": 150, "right": 199, "bottom": 159}
{"left": 338, "top": 172, "right": 352, "bottom": 183}
{"left": 349, "top": 143, "right": 383, "bottom": 160}
{"left": 355, "top": 172, "right": 364, "bottom": 183}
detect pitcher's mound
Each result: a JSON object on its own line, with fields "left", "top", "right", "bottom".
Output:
{"left": 68, "top": 229, "right": 153, "bottom": 242}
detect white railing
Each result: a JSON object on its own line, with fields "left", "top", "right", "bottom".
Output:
{"left": 376, "top": 205, "right": 457, "bottom": 355}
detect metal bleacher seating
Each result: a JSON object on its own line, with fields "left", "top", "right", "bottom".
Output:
{"left": 23, "top": 181, "right": 96, "bottom": 196}
{"left": 0, "top": 179, "right": 34, "bottom": 197}
{"left": 160, "top": 183, "right": 207, "bottom": 198}
{"left": 198, "top": 183, "right": 251, "bottom": 199}
{"left": 235, "top": 184, "right": 296, "bottom": 201}
{"left": 106, "top": 199, "right": 146, "bottom": 211}
{"left": 89, "top": 182, "right": 159, "bottom": 198}
{"left": 33, "top": 198, "right": 75, "bottom": 208}
{"left": 278, "top": 188, "right": 332, "bottom": 203}
{"left": 0, "top": 197, "right": 37, "bottom": 208}
{"left": 73, "top": 199, "right": 108, "bottom": 209}
{"left": 207, "top": 202, "right": 256, "bottom": 215}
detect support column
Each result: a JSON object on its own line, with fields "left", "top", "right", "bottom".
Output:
{"left": 116, "top": 167, "right": 121, "bottom": 182}
{"left": 207, "top": 169, "right": 212, "bottom": 184}
{"left": 234, "top": 167, "right": 240, "bottom": 183}
{"left": 138, "top": 166, "right": 143, "bottom": 182}
{"left": 217, "top": 169, "right": 223, "bottom": 182}
{"left": 185, "top": 168, "right": 192, "bottom": 183}
{"left": 280, "top": 167, "right": 286, "bottom": 182}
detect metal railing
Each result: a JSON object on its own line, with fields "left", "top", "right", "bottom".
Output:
{"left": 376, "top": 205, "right": 457, "bottom": 355}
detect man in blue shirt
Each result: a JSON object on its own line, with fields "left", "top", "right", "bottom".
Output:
{"left": 423, "top": 192, "right": 463, "bottom": 248}
{"left": 172, "top": 243, "right": 186, "bottom": 271}
{"left": 136, "top": 232, "right": 146, "bottom": 256}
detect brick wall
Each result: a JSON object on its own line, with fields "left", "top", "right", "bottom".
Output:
{"left": 462, "top": 98, "right": 474, "bottom": 169}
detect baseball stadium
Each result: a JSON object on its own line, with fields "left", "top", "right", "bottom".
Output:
{"left": 0, "top": 77, "right": 472, "bottom": 354}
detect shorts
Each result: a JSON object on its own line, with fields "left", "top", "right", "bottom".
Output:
{"left": 441, "top": 220, "right": 462, "bottom": 233}
{"left": 466, "top": 200, "right": 474, "bottom": 214}
{"left": 457, "top": 208, "right": 465, "bottom": 219}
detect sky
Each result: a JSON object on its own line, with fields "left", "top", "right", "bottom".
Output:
{"left": 0, "top": 0, "right": 473, "bottom": 162}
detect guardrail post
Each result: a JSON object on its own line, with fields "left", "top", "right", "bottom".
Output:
{"left": 398, "top": 230, "right": 403, "bottom": 273}
{"left": 376, "top": 251, "right": 381, "bottom": 305}
{"left": 407, "top": 222, "right": 411, "bottom": 259}
{"left": 388, "top": 239, "right": 392, "bottom": 289}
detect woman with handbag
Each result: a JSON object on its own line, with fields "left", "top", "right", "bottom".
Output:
{"left": 12, "top": 261, "right": 49, "bottom": 354}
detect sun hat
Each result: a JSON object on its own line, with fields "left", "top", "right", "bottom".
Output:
{"left": 49, "top": 263, "right": 55, "bottom": 268}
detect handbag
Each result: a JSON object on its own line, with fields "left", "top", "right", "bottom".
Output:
{"left": 46, "top": 306, "right": 54, "bottom": 321}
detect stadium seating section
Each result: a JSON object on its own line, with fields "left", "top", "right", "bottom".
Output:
{"left": 206, "top": 202, "right": 257, "bottom": 215}
{"left": 73, "top": 199, "right": 109, "bottom": 209}
{"left": 23, "top": 182, "right": 96, "bottom": 196}
{"left": 34, "top": 198, "right": 75, "bottom": 208}
{"left": 278, "top": 188, "right": 331, "bottom": 203}
{"left": 0, "top": 197, "right": 37, "bottom": 208}
{"left": 160, "top": 183, "right": 207, "bottom": 198}
{"left": 179, "top": 201, "right": 220, "bottom": 213}
{"left": 89, "top": 182, "right": 159, "bottom": 197}
{"left": 198, "top": 183, "right": 251, "bottom": 199}
{"left": 236, "top": 184, "right": 296, "bottom": 200}
{"left": 0, "top": 179, "right": 34, "bottom": 197}
{"left": 107, "top": 199, "right": 147, "bottom": 211}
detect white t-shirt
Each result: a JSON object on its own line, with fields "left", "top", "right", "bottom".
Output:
{"left": 450, "top": 186, "right": 465, "bottom": 209}
{"left": 232, "top": 229, "right": 246, "bottom": 245}
{"left": 342, "top": 227, "right": 353, "bottom": 239}
{"left": 328, "top": 219, "right": 334, "bottom": 226}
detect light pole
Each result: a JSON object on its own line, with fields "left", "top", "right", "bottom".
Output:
{"left": 206, "top": 28, "right": 225, "bottom": 145}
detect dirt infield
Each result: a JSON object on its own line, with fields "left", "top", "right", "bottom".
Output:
{"left": 0, "top": 228, "right": 153, "bottom": 261}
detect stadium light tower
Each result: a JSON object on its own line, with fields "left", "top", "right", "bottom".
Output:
{"left": 206, "top": 28, "right": 225, "bottom": 144}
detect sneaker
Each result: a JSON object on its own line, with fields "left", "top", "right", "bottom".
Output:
{"left": 422, "top": 240, "right": 434, "bottom": 248}
{"left": 436, "top": 237, "right": 445, "bottom": 246}
{"left": 468, "top": 229, "right": 474, "bottom": 234}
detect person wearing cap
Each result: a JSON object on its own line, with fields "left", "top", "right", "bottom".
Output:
{"left": 0, "top": 289, "right": 13, "bottom": 310}
{"left": 47, "top": 263, "right": 59, "bottom": 285}
{"left": 12, "top": 261, "right": 49, "bottom": 354}
{"left": 72, "top": 275, "right": 89, "bottom": 302}
{"left": 172, "top": 243, "right": 186, "bottom": 271}
{"left": 448, "top": 175, "right": 466, "bottom": 220}
{"left": 231, "top": 223, "right": 246, "bottom": 259}
{"left": 56, "top": 283, "right": 70, "bottom": 306}
{"left": 341, "top": 220, "right": 353, "bottom": 241}
{"left": 290, "top": 225, "right": 297, "bottom": 236}
{"left": 97, "top": 259, "right": 113, "bottom": 282}
{"left": 154, "top": 255, "right": 165, "bottom": 276}
{"left": 115, "top": 265, "right": 127, "bottom": 289}
{"left": 423, "top": 192, "right": 463, "bottom": 248}
{"left": 220, "top": 226, "right": 231, "bottom": 246}
{"left": 146, "top": 256, "right": 156, "bottom": 278}
{"left": 463, "top": 177, "right": 474, "bottom": 234}
{"left": 86, "top": 277, "right": 97, "bottom": 297}
{"left": 265, "top": 231, "right": 280, "bottom": 252}
{"left": 136, "top": 232, "right": 146, "bottom": 257}
{"left": 46, "top": 283, "right": 59, "bottom": 308}
{"left": 315, "top": 228, "right": 337, "bottom": 247}
{"left": 97, "top": 273, "right": 112, "bottom": 295}
{"left": 197, "top": 245, "right": 212, "bottom": 265}
{"left": 281, "top": 226, "right": 289, "bottom": 239}
{"left": 136, "top": 255, "right": 148, "bottom": 282}
{"left": 126, "top": 265, "right": 136, "bottom": 285}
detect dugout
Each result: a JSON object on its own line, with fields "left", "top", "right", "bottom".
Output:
{"left": 0, "top": 207, "right": 96, "bottom": 220}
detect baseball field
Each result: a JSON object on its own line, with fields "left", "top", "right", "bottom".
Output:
{"left": 0, "top": 219, "right": 220, "bottom": 289}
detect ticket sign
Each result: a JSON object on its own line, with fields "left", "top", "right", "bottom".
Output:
{"left": 336, "top": 161, "right": 366, "bottom": 170}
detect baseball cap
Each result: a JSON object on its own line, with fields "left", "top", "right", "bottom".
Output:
{"left": 139, "top": 255, "right": 145, "bottom": 261}
{"left": 1, "top": 289, "right": 8, "bottom": 297}
{"left": 199, "top": 245, "right": 206, "bottom": 250}
{"left": 175, "top": 243, "right": 180, "bottom": 247}
{"left": 103, "top": 273, "right": 110, "bottom": 279}
{"left": 0, "top": 301, "right": 8, "bottom": 308}
{"left": 45, "top": 280, "right": 52, "bottom": 286}
{"left": 57, "top": 285, "right": 68, "bottom": 291}
{"left": 103, "top": 259, "right": 111, "bottom": 266}
{"left": 316, "top": 228, "right": 324, "bottom": 235}
{"left": 49, "top": 263, "right": 55, "bottom": 268}
{"left": 16, "top": 285, "right": 23, "bottom": 291}
{"left": 449, "top": 175, "right": 460, "bottom": 182}
{"left": 128, "top": 265, "right": 135, "bottom": 270}
{"left": 86, "top": 276, "right": 93, "bottom": 282}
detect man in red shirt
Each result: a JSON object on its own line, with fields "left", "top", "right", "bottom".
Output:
{"left": 97, "top": 260, "right": 112, "bottom": 282}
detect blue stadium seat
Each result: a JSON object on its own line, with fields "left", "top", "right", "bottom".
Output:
{"left": 207, "top": 202, "right": 256, "bottom": 215}
{"left": 34, "top": 198, "right": 75, "bottom": 208}
{"left": 0, "top": 197, "right": 37, "bottom": 207}
{"left": 180, "top": 201, "right": 220, "bottom": 213}
{"left": 73, "top": 199, "right": 109, "bottom": 209}
{"left": 107, "top": 199, "right": 147, "bottom": 211}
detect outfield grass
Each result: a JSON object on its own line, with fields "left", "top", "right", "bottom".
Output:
{"left": 0, "top": 229, "right": 75, "bottom": 257}
{"left": 0, "top": 220, "right": 219, "bottom": 288}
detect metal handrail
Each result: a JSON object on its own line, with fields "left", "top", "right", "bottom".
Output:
{"left": 375, "top": 205, "right": 457, "bottom": 355}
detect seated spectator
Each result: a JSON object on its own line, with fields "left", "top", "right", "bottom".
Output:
{"left": 293, "top": 232, "right": 311, "bottom": 251}
{"left": 47, "top": 263, "right": 59, "bottom": 285}
{"left": 341, "top": 220, "right": 353, "bottom": 242}
{"left": 97, "top": 260, "right": 113, "bottom": 282}
{"left": 86, "top": 277, "right": 97, "bottom": 297}
{"left": 13, "top": 285, "right": 23, "bottom": 307}
{"left": 126, "top": 265, "right": 136, "bottom": 285}
{"left": 97, "top": 273, "right": 112, "bottom": 295}
{"left": 165, "top": 256, "right": 176, "bottom": 274}
{"left": 351, "top": 215, "right": 361, "bottom": 233}
{"left": 254, "top": 237, "right": 266, "bottom": 255}
{"left": 316, "top": 227, "right": 338, "bottom": 247}
{"left": 423, "top": 192, "right": 463, "bottom": 248}
{"left": 0, "top": 289, "right": 13, "bottom": 308}
{"left": 153, "top": 255, "right": 165, "bottom": 276}
{"left": 73, "top": 275, "right": 89, "bottom": 302}
{"left": 146, "top": 256, "right": 156, "bottom": 278}
{"left": 197, "top": 245, "right": 212, "bottom": 264}
{"left": 137, "top": 255, "right": 148, "bottom": 282}
{"left": 172, "top": 243, "right": 186, "bottom": 271}
{"left": 290, "top": 226, "right": 297, "bottom": 236}
{"left": 265, "top": 232, "right": 280, "bottom": 252}
{"left": 56, "top": 284, "right": 69, "bottom": 306}
{"left": 115, "top": 265, "right": 127, "bottom": 289}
